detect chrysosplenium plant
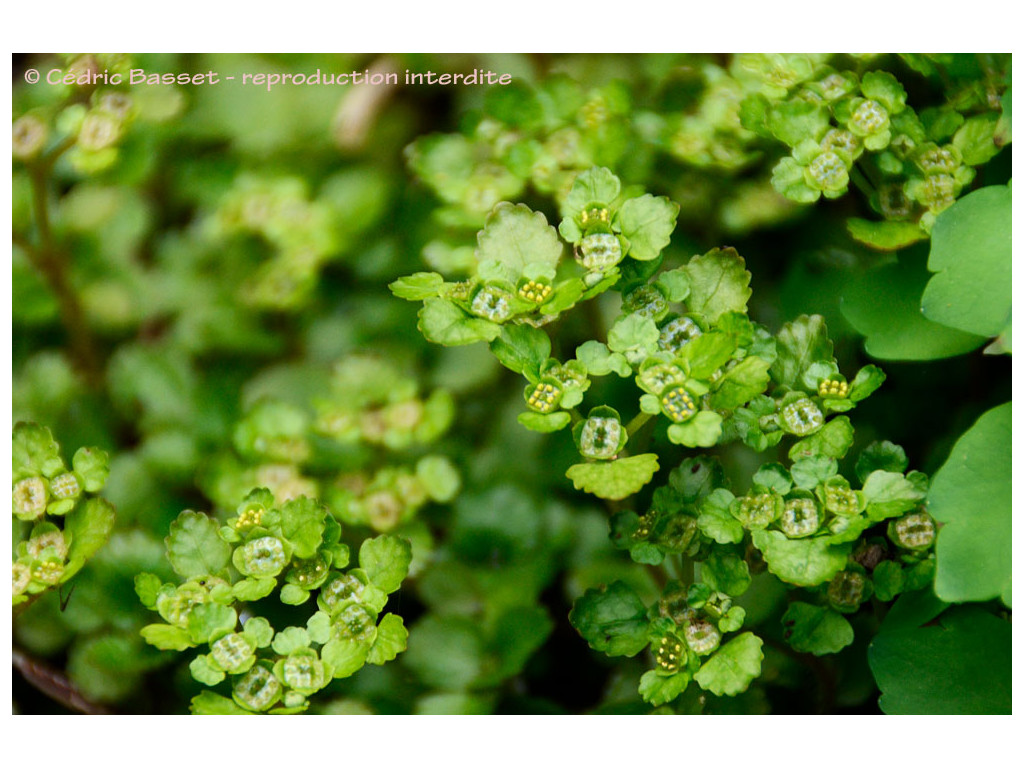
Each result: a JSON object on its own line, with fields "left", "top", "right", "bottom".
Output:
{"left": 392, "top": 166, "right": 937, "bottom": 705}
{"left": 136, "top": 492, "right": 412, "bottom": 714}
{"left": 13, "top": 423, "right": 115, "bottom": 607}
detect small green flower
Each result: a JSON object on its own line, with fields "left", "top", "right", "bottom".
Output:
{"left": 233, "top": 536, "right": 288, "bottom": 578}
{"left": 682, "top": 616, "right": 721, "bottom": 656}
{"left": 654, "top": 634, "right": 687, "bottom": 674}
{"left": 623, "top": 285, "right": 670, "bottom": 322}
{"left": 233, "top": 663, "right": 282, "bottom": 712}
{"left": 845, "top": 98, "right": 892, "bottom": 151}
{"left": 659, "top": 386, "right": 698, "bottom": 423}
{"left": 277, "top": 649, "right": 329, "bottom": 695}
{"left": 13, "top": 562, "right": 32, "bottom": 595}
{"left": 525, "top": 379, "right": 563, "bottom": 414}
{"left": 827, "top": 570, "right": 871, "bottom": 613}
{"left": 210, "top": 632, "right": 257, "bottom": 674}
{"left": 779, "top": 397, "right": 825, "bottom": 436}
{"left": 319, "top": 572, "right": 369, "bottom": 614}
{"left": 779, "top": 497, "right": 821, "bottom": 538}
{"left": 577, "top": 233, "right": 623, "bottom": 271}
{"left": 13, "top": 114, "right": 49, "bottom": 160}
{"left": 13, "top": 477, "right": 48, "bottom": 521}
{"left": 575, "top": 408, "right": 628, "bottom": 460}
{"left": 734, "top": 492, "right": 782, "bottom": 530}
{"left": 469, "top": 285, "right": 515, "bottom": 323}
{"left": 888, "top": 511, "right": 936, "bottom": 551}
{"left": 658, "top": 316, "right": 703, "bottom": 354}
{"left": 332, "top": 602, "right": 377, "bottom": 643}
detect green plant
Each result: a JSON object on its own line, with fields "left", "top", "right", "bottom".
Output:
{"left": 12, "top": 52, "right": 1010, "bottom": 716}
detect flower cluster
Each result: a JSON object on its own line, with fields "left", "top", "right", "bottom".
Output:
{"left": 137, "top": 490, "right": 412, "bottom": 714}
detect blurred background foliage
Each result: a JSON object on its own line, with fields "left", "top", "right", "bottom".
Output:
{"left": 12, "top": 52, "right": 1010, "bottom": 714}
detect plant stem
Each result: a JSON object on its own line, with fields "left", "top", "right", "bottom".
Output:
{"left": 22, "top": 156, "right": 102, "bottom": 386}
{"left": 849, "top": 163, "right": 876, "bottom": 201}
{"left": 12, "top": 647, "right": 111, "bottom": 714}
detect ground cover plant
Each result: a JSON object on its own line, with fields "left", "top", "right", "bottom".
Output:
{"left": 11, "top": 52, "right": 1011, "bottom": 715}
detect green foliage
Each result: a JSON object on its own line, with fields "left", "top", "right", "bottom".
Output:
{"left": 12, "top": 52, "right": 1010, "bottom": 716}
{"left": 928, "top": 403, "right": 1011, "bottom": 606}
{"left": 138, "top": 490, "right": 412, "bottom": 713}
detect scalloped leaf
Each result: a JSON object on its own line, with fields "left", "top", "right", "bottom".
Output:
{"left": 565, "top": 453, "right": 660, "bottom": 500}
{"left": 929, "top": 403, "right": 1011, "bottom": 606}
{"left": 694, "top": 632, "right": 763, "bottom": 696}
{"left": 617, "top": 194, "right": 679, "bottom": 261}
{"left": 921, "top": 185, "right": 1011, "bottom": 340}
{"left": 752, "top": 530, "right": 851, "bottom": 587}
{"left": 476, "top": 202, "right": 563, "bottom": 275}
{"left": 164, "top": 511, "right": 232, "bottom": 579}
{"left": 418, "top": 298, "right": 502, "bottom": 346}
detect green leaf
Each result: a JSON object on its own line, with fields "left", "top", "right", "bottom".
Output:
{"left": 134, "top": 573, "right": 162, "bottom": 609}
{"left": 752, "top": 530, "right": 851, "bottom": 587}
{"left": 607, "top": 314, "right": 659, "bottom": 357}
{"left": 576, "top": 340, "right": 631, "bottom": 377}
{"left": 418, "top": 298, "right": 502, "bottom": 346}
{"left": 842, "top": 252, "right": 986, "bottom": 360}
{"left": 321, "top": 638, "right": 370, "bottom": 679}
{"left": 772, "top": 156, "right": 820, "bottom": 203}
{"left": 694, "top": 632, "right": 763, "bottom": 696}
{"left": 416, "top": 455, "right": 461, "bottom": 503}
{"left": 666, "top": 412, "right": 723, "bottom": 448}
{"left": 62, "top": 497, "right": 116, "bottom": 580}
{"left": 271, "top": 626, "right": 310, "bottom": 655}
{"left": 164, "top": 511, "right": 232, "bottom": 579}
{"left": 676, "top": 332, "right": 737, "bottom": 379}
{"left": 190, "top": 655, "right": 226, "bottom": 686}
{"left": 71, "top": 446, "right": 110, "bottom": 493}
{"left": 560, "top": 166, "right": 622, "bottom": 231}
{"left": 359, "top": 535, "right": 412, "bottom": 594}
{"left": 847, "top": 364, "right": 885, "bottom": 402}
{"left": 684, "top": 248, "right": 752, "bottom": 324}
{"left": 790, "top": 456, "right": 838, "bottom": 489}
{"left": 654, "top": 268, "right": 690, "bottom": 302}
{"left": 709, "top": 356, "right": 771, "bottom": 410}
{"left": 860, "top": 71, "right": 907, "bottom": 113}
{"left": 952, "top": 113, "right": 1001, "bottom": 165}
{"left": 569, "top": 581, "right": 651, "bottom": 657}
{"left": 140, "top": 623, "right": 194, "bottom": 651}
{"left": 921, "top": 185, "right": 1011, "bottom": 340}
{"left": 389, "top": 272, "right": 445, "bottom": 300}
{"left": 702, "top": 550, "right": 751, "bottom": 597}
{"left": 869, "top": 606, "right": 1010, "bottom": 714}
{"left": 771, "top": 315, "right": 833, "bottom": 390}
{"left": 617, "top": 194, "right": 679, "bottom": 261}
{"left": 846, "top": 218, "right": 927, "bottom": 251}
{"left": 788, "top": 416, "right": 855, "bottom": 461}
{"left": 639, "top": 669, "right": 691, "bottom": 706}
{"left": 277, "top": 496, "right": 326, "bottom": 559}
{"left": 12, "top": 422, "right": 65, "bottom": 481}
{"left": 929, "top": 403, "right": 1011, "bottom": 606}
{"left": 697, "top": 489, "right": 744, "bottom": 544}
{"left": 861, "top": 470, "right": 926, "bottom": 521}
{"left": 191, "top": 690, "right": 254, "bottom": 715}
{"left": 517, "top": 411, "right": 571, "bottom": 433}
{"left": 872, "top": 560, "right": 905, "bottom": 602}
{"left": 768, "top": 100, "right": 831, "bottom": 146}
{"left": 855, "top": 441, "right": 908, "bottom": 483}
{"left": 231, "top": 577, "right": 276, "bottom": 602}
{"left": 243, "top": 616, "right": 274, "bottom": 647}
{"left": 279, "top": 583, "right": 309, "bottom": 605}
{"left": 187, "top": 603, "right": 237, "bottom": 644}
{"left": 565, "top": 454, "right": 660, "bottom": 501}
{"left": 781, "top": 602, "right": 854, "bottom": 655}
{"left": 367, "top": 613, "right": 408, "bottom": 665}
{"left": 476, "top": 202, "right": 563, "bottom": 276}
{"left": 489, "top": 324, "right": 551, "bottom": 379}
